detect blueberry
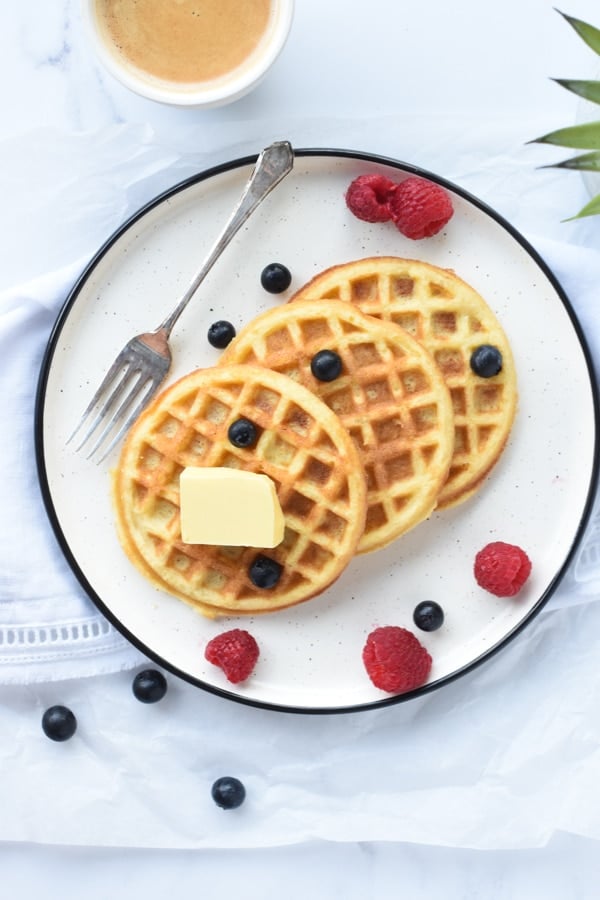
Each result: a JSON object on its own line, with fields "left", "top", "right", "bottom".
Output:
{"left": 207, "top": 320, "right": 236, "bottom": 349}
{"left": 413, "top": 601, "right": 444, "bottom": 632}
{"left": 310, "top": 349, "right": 343, "bottom": 382}
{"left": 132, "top": 669, "right": 168, "bottom": 703}
{"left": 211, "top": 776, "right": 246, "bottom": 809}
{"left": 228, "top": 418, "right": 258, "bottom": 448}
{"left": 470, "top": 344, "right": 503, "bottom": 378}
{"left": 260, "top": 263, "right": 292, "bottom": 293}
{"left": 249, "top": 554, "right": 283, "bottom": 589}
{"left": 42, "top": 705, "right": 77, "bottom": 742}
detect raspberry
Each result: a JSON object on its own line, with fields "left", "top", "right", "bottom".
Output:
{"left": 388, "top": 176, "right": 453, "bottom": 239}
{"left": 205, "top": 629, "right": 260, "bottom": 683}
{"left": 474, "top": 541, "right": 532, "bottom": 597}
{"left": 362, "top": 626, "right": 432, "bottom": 694}
{"left": 345, "top": 174, "right": 396, "bottom": 222}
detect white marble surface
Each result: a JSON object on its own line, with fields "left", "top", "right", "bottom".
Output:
{"left": 4, "top": 0, "right": 600, "bottom": 895}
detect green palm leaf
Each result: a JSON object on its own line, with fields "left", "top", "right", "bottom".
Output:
{"left": 558, "top": 10, "right": 600, "bottom": 55}
{"left": 528, "top": 11, "right": 600, "bottom": 220}
{"left": 542, "top": 150, "right": 600, "bottom": 170}
{"left": 552, "top": 78, "right": 600, "bottom": 104}
{"left": 564, "top": 192, "right": 600, "bottom": 220}
{"left": 532, "top": 120, "right": 600, "bottom": 149}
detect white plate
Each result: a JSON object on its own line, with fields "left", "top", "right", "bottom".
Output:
{"left": 35, "top": 148, "right": 599, "bottom": 713}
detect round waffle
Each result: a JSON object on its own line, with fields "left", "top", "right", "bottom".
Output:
{"left": 290, "top": 257, "right": 518, "bottom": 509}
{"left": 113, "top": 364, "right": 367, "bottom": 617}
{"left": 220, "top": 300, "right": 455, "bottom": 553}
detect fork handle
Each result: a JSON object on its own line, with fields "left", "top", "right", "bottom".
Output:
{"left": 156, "top": 141, "right": 294, "bottom": 337}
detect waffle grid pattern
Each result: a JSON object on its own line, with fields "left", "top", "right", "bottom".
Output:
{"left": 221, "top": 300, "right": 454, "bottom": 552}
{"left": 291, "top": 258, "right": 517, "bottom": 508}
{"left": 114, "top": 366, "right": 367, "bottom": 616}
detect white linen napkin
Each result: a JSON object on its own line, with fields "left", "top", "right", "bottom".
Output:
{"left": 0, "top": 262, "right": 146, "bottom": 681}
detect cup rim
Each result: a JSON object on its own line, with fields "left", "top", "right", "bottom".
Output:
{"left": 82, "top": 0, "right": 294, "bottom": 108}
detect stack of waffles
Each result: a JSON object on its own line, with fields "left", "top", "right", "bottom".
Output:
{"left": 113, "top": 257, "right": 518, "bottom": 618}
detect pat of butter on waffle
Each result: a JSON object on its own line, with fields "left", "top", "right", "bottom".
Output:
{"left": 179, "top": 467, "right": 284, "bottom": 547}
{"left": 113, "top": 364, "right": 367, "bottom": 618}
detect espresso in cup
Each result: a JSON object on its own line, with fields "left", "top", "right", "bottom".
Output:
{"left": 86, "top": 0, "right": 293, "bottom": 105}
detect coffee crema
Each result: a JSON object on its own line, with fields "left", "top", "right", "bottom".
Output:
{"left": 94, "top": 0, "right": 273, "bottom": 86}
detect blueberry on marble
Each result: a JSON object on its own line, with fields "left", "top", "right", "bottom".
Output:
{"left": 310, "top": 349, "right": 343, "bottom": 382}
{"left": 470, "top": 344, "right": 502, "bottom": 378}
{"left": 132, "top": 669, "right": 168, "bottom": 703}
{"left": 42, "top": 705, "right": 77, "bottom": 742}
{"left": 260, "top": 263, "right": 292, "bottom": 293}
{"left": 228, "top": 418, "right": 259, "bottom": 448}
{"left": 212, "top": 776, "right": 246, "bottom": 809}
{"left": 249, "top": 554, "right": 283, "bottom": 589}
{"left": 413, "top": 601, "right": 444, "bottom": 632}
{"left": 207, "top": 320, "right": 236, "bottom": 349}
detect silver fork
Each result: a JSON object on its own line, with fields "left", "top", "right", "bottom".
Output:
{"left": 67, "top": 141, "right": 294, "bottom": 463}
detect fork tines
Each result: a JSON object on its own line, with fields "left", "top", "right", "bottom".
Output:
{"left": 67, "top": 340, "right": 167, "bottom": 464}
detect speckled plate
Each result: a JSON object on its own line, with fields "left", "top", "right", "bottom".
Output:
{"left": 35, "top": 148, "right": 599, "bottom": 713}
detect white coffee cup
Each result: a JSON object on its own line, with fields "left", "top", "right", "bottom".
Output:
{"left": 82, "top": 0, "right": 294, "bottom": 108}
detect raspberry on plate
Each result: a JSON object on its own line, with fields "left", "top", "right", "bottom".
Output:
{"left": 474, "top": 541, "right": 532, "bottom": 597}
{"left": 205, "top": 629, "right": 260, "bottom": 683}
{"left": 362, "top": 625, "right": 432, "bottom": 694}
{"left": 345, "top": 174, "right": 396, "bottom": 222}
{"left": 388, "top": 176, "right": 453, "bottom": 239}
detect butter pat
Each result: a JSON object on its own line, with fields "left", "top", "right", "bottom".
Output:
{"left": 179, "top": 467, "right": 284, "bottom": 547}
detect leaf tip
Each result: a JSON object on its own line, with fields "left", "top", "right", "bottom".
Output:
{"left": 526, "top": 134, "right": 553, "bottom": 146}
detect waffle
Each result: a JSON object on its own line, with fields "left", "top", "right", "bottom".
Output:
{"left": 220, "top": 300, "right": 455, "bottom": 553}
{"left": 290, "top": 257, "right": 518, "bottom": 508}
{"left": 113, "top": 364, "right": 367, "bottom": 617}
